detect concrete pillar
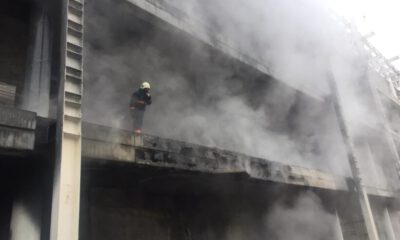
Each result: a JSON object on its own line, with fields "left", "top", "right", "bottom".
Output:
{"left": 10, "top": 200, "right": 41, "bottom": 240}
{"left": 334, "top": 211, "right": 345, "bottom": 240}
{"left": 359, "top": 191, "right": 380, "bottom": 240}
{"left": 383, "top": 208, "right": 396, "bottom": 240}
{"left": 389, "top": 210, "right": 400, "bottom": 238}
{"left": 0, "top": 189, "right": 12, "bottom": 240}
{"left": 21, "top": 8, "right": 51, "bottom": 117}
{"left": 50, "top": 0, "right": 84, "bottom": 239}
{"left": 10, "top": 167, "right": 43, "bottom": 240}
{"left": 327, "top": 75, "right": 381, "bottom": 240}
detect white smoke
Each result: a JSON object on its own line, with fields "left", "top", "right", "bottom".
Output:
{"left": 81, "top": 1, "right": 400, "bottom": 239}
{"left": 83, "top": 0, "right": 398, "bottom": 180}
{"left": 225, "top": 192, "right": 338, "bottom": 240}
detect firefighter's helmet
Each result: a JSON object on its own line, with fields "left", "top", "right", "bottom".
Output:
{"left": 140, "top": 81, "right": 151, "bottom": 90}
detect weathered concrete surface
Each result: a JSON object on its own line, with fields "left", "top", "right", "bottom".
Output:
{"left": 0, "top": 4, "right": 29, "bottom": 105}
{"left": 82, "top": 122, "right": 400, "bottom": 198}
{"left": 82, "top": 122, "right": 348, "bottom": 192}
{"left": 0, "top": 126, "right": 35, "bottom": 150}
{"left": 0, "top": 106, "right": 36, "bottom": 150}
{"left": 0, "top": 106, "right": 36, "bottom": 130}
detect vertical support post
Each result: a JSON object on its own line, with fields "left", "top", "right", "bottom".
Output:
{"left": 10, "top": 165, "right": 42, "bottom": 240}
{"left": 327, "top": 75, "right": 380, "bottom": 240}
{"left": 10, "top": 200, "right": 41, "bottom": 240}
{"left": 389, "top": 210, "right": 400, "bottom": 237}
{"left": 383, "top": 208, "right": 396, "bottom": 240}
{"left": 334, "top": 211, "right": 345, "bottom": 240}
{"left": 50, "top": 0, "right": 84, "bottom": 239}
{"left": 22, "top": 9, "right": 51, "bottom": 117}
{"left": 358, "top": 192, "right": 380, "bottom": 240}
{"left": 387, "top": 79, "right": 398, "bottom": 100}
{"left": 366, "top": 71, "right": 400, "bottom": 184}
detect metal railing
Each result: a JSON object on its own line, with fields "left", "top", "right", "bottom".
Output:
{"left": 330, "top": 14, "right": 400, "bottom": 98}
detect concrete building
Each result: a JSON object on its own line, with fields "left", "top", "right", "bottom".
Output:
{"left": 1, "top": 0, "right": 400, "bottom": 239}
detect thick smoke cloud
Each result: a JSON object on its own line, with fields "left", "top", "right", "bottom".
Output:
{"left": 81, "top": 0, "right": 400, "bottom": 239}
{"left": 263, "top": 192, "right": 337, "bottom": 240}
{"left": 83, "top": 0, "right": 398, "bottom": 182}
{"left": 224, "top": 192, "right": 338, "bottom": 240}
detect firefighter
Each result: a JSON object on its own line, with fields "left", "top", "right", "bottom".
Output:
{"left": 129, "top": 81, "right": 152, "bottom": 133}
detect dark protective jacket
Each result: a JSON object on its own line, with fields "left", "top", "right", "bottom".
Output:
{"left": 129, "top": 89, "right": 152, "bottom": 111}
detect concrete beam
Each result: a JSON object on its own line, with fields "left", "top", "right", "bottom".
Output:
{"left": 82, "top": 122, "right": 348, "bottom": 192}
{"left": 0, "top": 126, "right": 35, "bottom": 150}
{"left": 80, "top": 123, "right": 398, "bottom": 198}
{"left": 0, "top": 106, "right": 36, "bottom": 130}
{"left": 0, "top": 106, "right": 36, "bottom": 151}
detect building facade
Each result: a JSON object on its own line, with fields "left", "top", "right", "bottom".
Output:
{"left": 1, "top": 0, "right": 400, "bottom": 239}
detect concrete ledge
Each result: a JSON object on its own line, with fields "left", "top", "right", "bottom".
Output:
{"left": 83, "top": 123, "right": 133, "bottom": 145}
{"left": 0, "top": 126, "right": 35, "bottom": 150}
{"left": 83, "top": 139, "right": 135, "bottom": 162}
{"left": 82, "top": 123, "right": 349, "bottom": 192}
{"left": 364, "top": 186, "right": 397, "bottom": 198}
{"left": 0, "top": 105, "right": 36, "bottom": 130}
{"left": 0, "top": 106, "right": 36, "bottom": 151}
{"left": 83, "top": 123, "right": 398, "bottom": 197}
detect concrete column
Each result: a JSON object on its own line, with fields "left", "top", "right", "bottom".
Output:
{"left": 10, "top": 169, "right": 43, "bottom": 240}
{"left": 0, "top": 190, "right": 12, "bottom": 240}
{"left": 383, "top": 208, "right": 396, "bottom": 240}
{"left": 334, "top": 211, "right": 345, "bottom": 240}
{"left": 387, "top": 80, "right": 398, "bottom": 99}
{"left": 389, "top": 210, "right": 400, "bottom": 238}
{"left": 50, "top": 0, "right": 84, "bottom": 239}
{"left": 21, "top": 8, "right": 51, "bottom": 117}
{"left": 10, "top": 200, "right": 41, "bottom": 240}
{"left": 359, "top": 191, "right": 380, "bottom": 240}
{"left": 327, "top": 75, "right": 381, "bottom": 240}
{"left": 365, "top": 144, "right": 387, "bottom": 189}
